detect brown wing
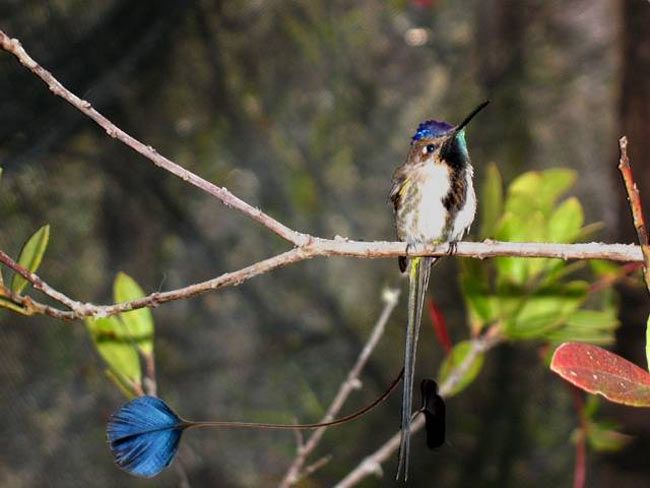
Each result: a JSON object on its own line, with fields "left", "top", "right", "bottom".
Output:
{"left": 389, "top": 164, "right": 408, "bottom": 214}
{"left": 390, "top": 143, "right": 423, "bottom": 214}
{"left": 389, "top": 165, "right": 409, "bottom": 273}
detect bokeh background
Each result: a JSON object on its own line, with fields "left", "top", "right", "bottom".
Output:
{"left": 1, "top": 0, "right": 649, "bottom": 486}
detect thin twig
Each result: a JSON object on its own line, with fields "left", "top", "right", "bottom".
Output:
{"left": 142, "top": 352, "right": 157, "bottom": 397}
{"left": 570, "top": 387, "right": 587, "bottom": 488}
{"left": 0, "top": 249, "right": 85, "bottom": 310}
{"left": 0, "top": 247, "right": 309, "bottom": 320}
{"left": 0, "top": 29, "right": 308, "bottom": 246}
{"left": 292, "top": 455, "right": 333, "bottom": 486}
{"left": 618, "top": 136, "right": 650, "bottom": 294}
{"left": 279, "top": 287, "right": 400, "bottom": 487}
{"left": 0, "top": 240, "right": 644, "bottom": 321}
{"left": 588, "top": 262, "right": 642, "bottom": 293}
{"left": 334, "top": 328, "right": 501, "bottom": 488}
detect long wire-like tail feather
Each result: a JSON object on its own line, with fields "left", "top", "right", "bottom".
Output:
{"left": 396, "top": 256, "right": 434, "bottom": 481}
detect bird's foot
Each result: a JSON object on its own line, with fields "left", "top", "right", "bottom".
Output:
{"left": 447, "top": 241, "right": 458, "bottom": 256}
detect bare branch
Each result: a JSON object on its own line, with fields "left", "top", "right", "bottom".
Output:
{"left": 0, "top": 240, "right": 644, "bottom": 321}
{"left": 0, "top": 248, "right": 308, "bottom": 320}
{"left": 279, "top": 287, "right": 400, "bottom": 487}
{"left": 618, "top": 136, "right": 650, "bottom": 294}
{"left": 334, "top": 328, "right": 501, "bottom": 488}
{"left": 0, "top": 29, "right": 308, "bottom": 246}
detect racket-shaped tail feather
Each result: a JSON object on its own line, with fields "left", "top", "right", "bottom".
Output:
{"left": 396, "top": 256, "right": 434, "bottom": 481}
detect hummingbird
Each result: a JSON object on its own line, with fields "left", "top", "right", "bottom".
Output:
{"left": 389, "top": 101, "right": 489, "bottom": 480}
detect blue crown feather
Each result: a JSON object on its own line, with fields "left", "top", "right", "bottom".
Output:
{"left": 107, "top": 396, "right": 185, "bottom": 478}
{"left": 412, "top": 119, "right": 454, "bottom": 141}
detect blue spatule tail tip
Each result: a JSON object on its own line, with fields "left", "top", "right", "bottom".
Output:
{"left": 106, "top": 395, "right": 185, "bottom": 478}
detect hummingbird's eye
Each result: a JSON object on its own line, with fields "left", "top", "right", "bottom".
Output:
{"left": 423, "top": 144, "right": 436, "bottom": 155}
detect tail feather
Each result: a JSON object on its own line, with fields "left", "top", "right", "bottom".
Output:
{"left": 396, "top": 256, "right": 434, "bottom": 481}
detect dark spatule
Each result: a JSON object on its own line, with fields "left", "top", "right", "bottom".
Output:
{"left": 420, "top": 379, "right": 446, "bottom": 449}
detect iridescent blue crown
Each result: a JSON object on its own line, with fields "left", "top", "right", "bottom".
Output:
{"left": 412, "top": 120, "right": 454, "bottom": 141}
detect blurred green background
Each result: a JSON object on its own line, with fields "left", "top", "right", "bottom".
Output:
{"left": 1, "top": 0, "right": 649, "bottom": 486}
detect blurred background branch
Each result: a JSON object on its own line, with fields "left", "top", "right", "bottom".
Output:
{"left": 280, "top": 286, "right": 400, "bottom": 487}
{"left": 0, "top": 28, "right": 308, "bottom": 246}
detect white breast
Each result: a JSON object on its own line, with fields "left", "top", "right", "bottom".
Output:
{"left": 411, "top": 164, "right": 451, "bottom": 243}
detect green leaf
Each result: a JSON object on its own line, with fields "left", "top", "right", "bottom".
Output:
{"left": 479, "top": 163, "right": 503, "bottom": 239}
{"left": 461, "top": 259, "right": 497, "bottom": 331}
{"left": 505, "top": 281, "right": 588, "bottom": 339}
{"left": 85, "top": 316, "right": 142, "bottom": 392}
{"left": 586, "top": 420, "right": 632, "bottom": 452}
{"left": 507, "top": 172, "right": 542, "bottom": 203}
{"left": 541, "top": 260, "right": 586, "bottom": 288}
{"left": 11, "top": 224, "right": 50, "bottom": 294}
{"left": 575, "top": 222, "right": 604, "bottom": 241}
{"left": 545, "top": 327, "right": 615, "bottom": 346}
{"left": 495, "top": 212, "right": 548, "bottom": 284}
{"left": 0, "top": 298, "right": 30, "bottom": 315}
{"left": 113, "top": 272, "right": 154, "bottom": 355}
{"left": 494, "top": 256, "right": 528, "bottom": 285}
{"left": 505, "top": 169, "right": 576, "bottom": 219}
{"left": 589, "top": 260, "right": 621, "bottom": 278}
{"left": 538, "top": 169, "right": 577, "bottom": 210}
{"left": 547, "top": 197, "right": 584, "bottom": 243}
{"left": 438, "top": 341, "right": 485, "bottom": 396}
{"left": 565, "top": 309, "right": 620, "bottom": 330}
{"left": 583, "top": 395, "right": 600, "bottom": 418}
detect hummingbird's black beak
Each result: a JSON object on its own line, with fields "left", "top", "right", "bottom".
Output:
{"left": 440, "top": 100, "right": 489, "bottom": 166}
{"left": 453, "top": 100, "right": 490, "bottom": 136}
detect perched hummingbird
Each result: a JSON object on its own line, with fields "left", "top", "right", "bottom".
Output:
{"left": 389, "top": 101, "right": 489, "bottom": 480}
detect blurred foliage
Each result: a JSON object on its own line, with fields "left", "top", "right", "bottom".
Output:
{"left": 435, "top": 167, "right": 625, "bottom": 437}
{"left": 438, "top": 339, "right": 484, "bottom": 396}
{"left": 575, "top": 396, "right": 632, "bottom": 453}
{"left": 461, "top": 166, "right": 619, "bottom": 345}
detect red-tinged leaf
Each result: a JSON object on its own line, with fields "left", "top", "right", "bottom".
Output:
{"left": 427, "top": 297, "right": 452, "bottom": 354}
{"left": 551, "top": 342, "right": 650, "bottom": 407}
